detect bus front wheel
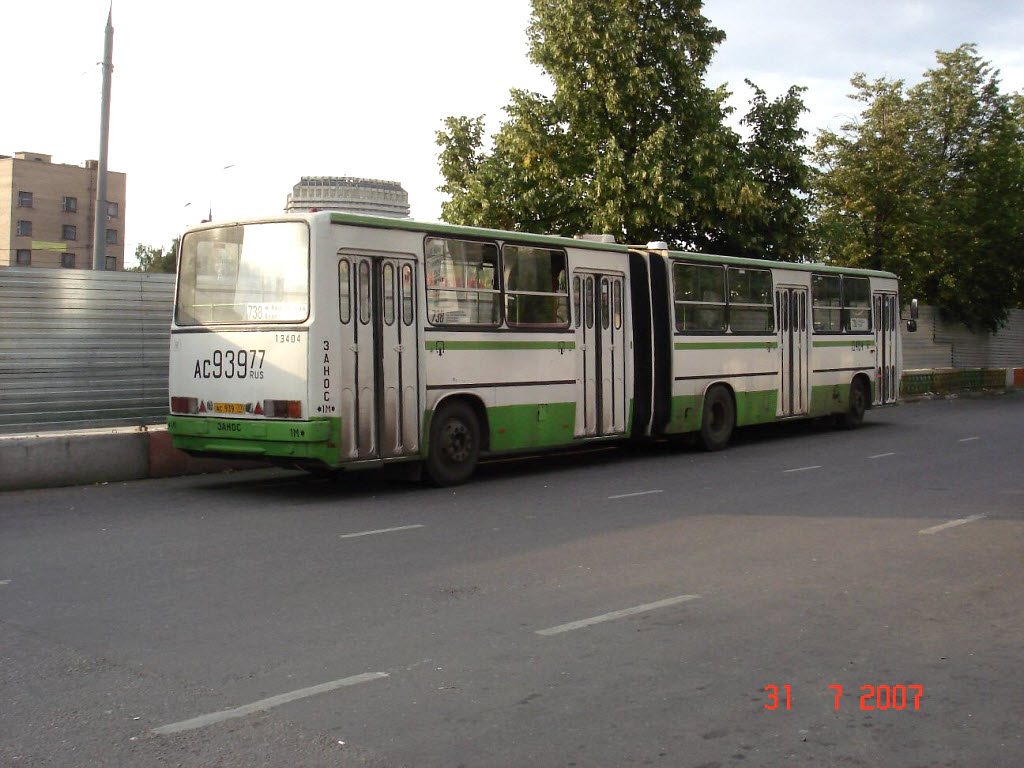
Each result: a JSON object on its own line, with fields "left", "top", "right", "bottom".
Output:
{"left": 700, "top": 386, "right": 735, "bottom": 451}
{"left": 425, "top": 401, "right": 480, "bottom": 486}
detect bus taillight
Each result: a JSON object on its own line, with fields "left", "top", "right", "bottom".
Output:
{"left": 263, "top": 399, "right": 303, "bottom": 419}
{"left": 170, "top": 396, "right": 199, "bottom": 414}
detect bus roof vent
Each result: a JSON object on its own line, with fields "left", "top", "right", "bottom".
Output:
{"left": 574, "top": 234, "right": 617, "bottom": 244}
{"left": 646, "top": 241, "right": 669, "bottom": 250}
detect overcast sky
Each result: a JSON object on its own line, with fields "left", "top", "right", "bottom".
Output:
{"left": 4, "top": 1, "right": 1021, "bottom": 262}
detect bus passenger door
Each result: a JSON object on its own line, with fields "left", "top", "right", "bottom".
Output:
{"left": 574, "top": 271, "right": 626, "bottom": 437}
{"left": 338, "top": 254, "right": 419, "bottom": 461}
{"left": 776, "top": 286, "right": 809, "bottom": 417}
{"left": 873, "top": 292, "right": 898, "bottom": 404}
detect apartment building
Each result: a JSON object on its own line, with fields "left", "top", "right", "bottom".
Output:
{"left": 0, "top": 152, "right": 126, "bottom": 270}
{"left": 285, "top": 176, "right": 410, "bottom": 218}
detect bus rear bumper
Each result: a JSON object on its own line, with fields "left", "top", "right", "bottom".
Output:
{"left": 167, "top": 415, "right": 339, "bottom": 464}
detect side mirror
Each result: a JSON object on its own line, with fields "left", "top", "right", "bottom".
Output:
{"left": 907, "top": 299, "right": 919, "bottom": 332}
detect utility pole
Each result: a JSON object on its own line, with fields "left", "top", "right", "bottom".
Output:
{"left": 92, "top": 6, "right": 114, "bottom": 270}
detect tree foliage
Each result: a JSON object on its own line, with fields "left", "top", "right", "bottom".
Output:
{"left": 813, "top": 45, "right": 1024, "bottom": 331}
{"left": 130, "top": 238, "right": 179, "bottom": 273}
{"left": 436, "top": 0, "right": 810, "bottom": 258}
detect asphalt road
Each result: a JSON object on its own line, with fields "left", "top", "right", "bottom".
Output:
{"left": 1, "top": 393, "right": 1022, "bottom": 767}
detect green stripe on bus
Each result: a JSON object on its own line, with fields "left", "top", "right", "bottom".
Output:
{"left": 812, "top": 340, "right": 873, "bottom": 348}
{"left": 675, "top": 341, "right": 778, "bottom": 350}
{"left": 425, "top": 340, "right": 576, "bottom": 351}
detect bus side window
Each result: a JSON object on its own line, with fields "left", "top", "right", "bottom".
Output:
{"left": 573, "top": 275, "right": 581, "bottom": 329}
{"left": 339, "top": 259, "right": 351, "bottom": 323}
{"left": 613, "top": 280, "right": 622, "bottom": 329}
{"left": 359, "top": 261, "right": 371, "bottom": 325}
{"left": 402, "top": 265, "right": 414, "bottom": 326}
{"left": 383, "top": 263, "right": 395, "bottom": 326}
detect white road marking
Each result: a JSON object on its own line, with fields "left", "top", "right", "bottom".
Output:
{"left": 868, "top": 452, "right": 896, "bottom": 459}
{"left": 608, "top": 490, "right": 663, "bottom": 500}
{"left": 784, "top": 465, "right": 821, "bottom": 473}
{"left": 0, "top": 580, "right": 10, "bottom": 586}
{"left": 338, "top": 524, "right": 424, "bottom": 539}
{"left": 958, "top": 437, "right": 981, "bottom": 443}
{"left": 153, "top": 672, "right": 389, "bottom": 735}
{"left": 536, "top": 595, "right": 700, "bottom": 636}
{"left": 919, "top": 514, "right": 987, "bottom": 535}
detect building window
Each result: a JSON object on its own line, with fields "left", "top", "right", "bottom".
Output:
{"left": 63, "top": 196, "right": 78, "bottom": 212}
{"left": 105, "top": 228, "right": 118, "bottom": 245}
{"left": 16, "top": 220, "right": 32, "bottom": 237}
{"left": 62, "top": 224, "right": 77, "bottom": 241}
{"left": 61, "top": 252, "right": 76, "bottom": 269}
{"left": 16, "top": 249, "right": 32, "bottom": 266}
{"left": 107, "top": 201, "right": 119, "bottom": 218}
{"left": 18, "top": 191, "right": 33, "bottom": 208}
{"left": 105, "top": 256, "right": 117, "bottom": 270}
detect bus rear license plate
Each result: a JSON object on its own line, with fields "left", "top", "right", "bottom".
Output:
{"left": 214, "top": 402, "right": 245, "bottom": 414}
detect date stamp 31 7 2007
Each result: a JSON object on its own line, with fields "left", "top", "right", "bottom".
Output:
{"left": 764, "top": 684, "right": 924, "bottom": 712}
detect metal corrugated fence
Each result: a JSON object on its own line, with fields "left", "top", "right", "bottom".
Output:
{"left": 902, "top": 306, "right": 1024, "bottom": 369}
{"left": 0, "top": 268, "right": 1021, "bottom": 435}
{"left": 0, "top": 267, "right": 175, "bottom": 434}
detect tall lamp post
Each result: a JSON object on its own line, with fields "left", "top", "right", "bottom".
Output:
{"left": 92, "top": 6, "right": 114, "bottom": 270}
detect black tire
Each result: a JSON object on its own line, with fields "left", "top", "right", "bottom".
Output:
{"left": 840, "top": 378, "right": 868, "bottom": 430}
{"left": 425, "top": 400, "right": 481, "bottom": 486}
{"left": 699, "top": 386, "right": 735, "bottom": 451}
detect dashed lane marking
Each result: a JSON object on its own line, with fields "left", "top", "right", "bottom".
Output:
{"left": 153, "top": 672, "right": 389, "bottom": 735}
{"left": 919, "top": 514, "right": 987, "bottom": 535}
{"left": 338, "top": 524, "right": 424, "bottom": 539}
{"left": 536, "top": 595, "right": 700, "bottom": 636}
{"left": 608, "top": 490, "right": 663, "bottom": 500}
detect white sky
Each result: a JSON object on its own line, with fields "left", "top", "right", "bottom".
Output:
{"left": 4, "top": 1, "right": 1021, "bottom": 263}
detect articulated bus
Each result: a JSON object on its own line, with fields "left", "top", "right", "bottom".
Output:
{"left": 167, "top": 212, "right": 908, "bottom": 485}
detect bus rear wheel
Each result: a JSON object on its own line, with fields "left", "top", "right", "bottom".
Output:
{"left": 700, "top": 386, "right": 735, "bottom": 451}
{"left": 840, "top": 378, "right": 868, "bottom": 430}
{"left": 425, "top": 400, "right": 480, "bottom": 486}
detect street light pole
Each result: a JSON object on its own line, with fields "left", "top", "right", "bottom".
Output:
{"left": 92, "top": 6, "right": 114, "bottom": 270}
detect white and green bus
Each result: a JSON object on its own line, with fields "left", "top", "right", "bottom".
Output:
{"left": 168, "top": 212, "right": 909, "bottom": 484}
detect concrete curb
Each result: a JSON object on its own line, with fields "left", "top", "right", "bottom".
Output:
{"left": 0, "top": 426, "right": 266, "bottom": 492}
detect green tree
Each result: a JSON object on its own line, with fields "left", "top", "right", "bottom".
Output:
{"left": 130, "top": 238, "right": 179, "bottom": 273}
{"left": 813, "top": 45, "right": 1023, "bottom": 331}
{"left": 728, "top": 80, "right": 810, "bottom": 260}
{"left": 436, "top": 0, "right": 810, "bottom": 255}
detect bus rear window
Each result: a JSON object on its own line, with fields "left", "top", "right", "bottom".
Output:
{"left": 175, "top": 222, "right": 309, "bottom": 326}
